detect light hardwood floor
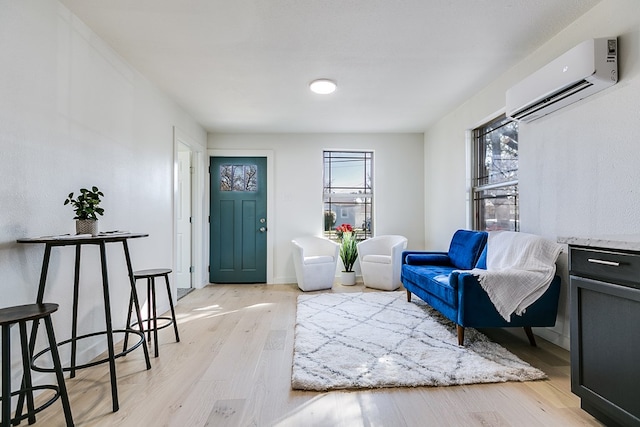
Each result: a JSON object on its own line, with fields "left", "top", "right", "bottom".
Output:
{"left": 31, "top": 283, "right": 602, "bottom": 427}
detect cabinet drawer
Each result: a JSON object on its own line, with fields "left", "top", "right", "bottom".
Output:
{"left": 570, "top": 247, "right": 640, "bottom": 287}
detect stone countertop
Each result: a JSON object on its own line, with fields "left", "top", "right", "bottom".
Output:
{"left": 557, "top": 235, "right": 640, "bottom": 252}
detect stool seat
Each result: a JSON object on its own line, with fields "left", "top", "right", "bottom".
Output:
{"left": 125, "top": 268, "right": 179, "bottom": 358}
{"left": 1, "top": 303, "right": 73, "bottom": 426}
{"left": 134, "top": 268, "right": 172, "bottom": 278}
{"left": 0, "top": 303, "right": 59, "bottom": 325}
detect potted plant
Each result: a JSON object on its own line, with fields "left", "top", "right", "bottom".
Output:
{"left": 64, "top": 186, "right": 104, "bottom": 235}
{"left": 336, "top": 224, "right": 358, "bottom": 285}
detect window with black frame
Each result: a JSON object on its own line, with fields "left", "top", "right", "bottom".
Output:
{"left": 472, "top": 115, "right": 519, "bottom": 232}
{"left": 323, "top": 151, "right": 373, "bottom": 241}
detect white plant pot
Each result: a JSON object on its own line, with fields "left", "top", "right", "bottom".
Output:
{"left": 341, "top": 271, "right": 356, "bottom": 286}
{"left": 76, "top": 219, "right": 98, "bottom": 236}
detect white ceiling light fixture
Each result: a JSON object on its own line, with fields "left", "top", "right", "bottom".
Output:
{"left": 309, "top": 79, "right": 337, "bottom": 95}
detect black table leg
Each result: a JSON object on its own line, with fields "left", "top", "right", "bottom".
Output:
{"left": 44, "top": 316, "right": 74, "bottom": 426}
{"left": 2, "top": 324, "right": 10, "bottom": 427}
{"left": 26, "top": 243, "right": 53, "bottom": 346}
{"left": 35, "top": 244, "right": 52, "bottom": 304}
{"left": 70, "top": 244, "right": 81, "bottom": 378}
{"left": 99, "top": 241, "right": 119, "bottom": 412}
{"left": 122, "top": 288, "right": 134, "bottom": 351}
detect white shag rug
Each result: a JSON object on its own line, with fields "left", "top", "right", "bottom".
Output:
{"left": 292, "top": 291, "right": 547, "bottom": 391}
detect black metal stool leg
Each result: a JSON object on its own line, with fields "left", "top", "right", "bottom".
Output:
{"left": 2, "top": 305, "right": 73, "bottom": 427}
{"left": 130, "top": 268, "right": 179, "bottom": 358}
{"left": 164, "top": 274, "right": 180, "bottom": 343}
{"left": 151, "top": 278, "right": 159, "bottom": 358}
{"left": 146, "top": 279, "right": 152, "bottom": 347}
{"left": 43, "top": 316, "right": 74, "bottom": 426}
{"left": 121, "top": 241, "right": 151, "bottom": 370}
{"left": 15, "top": 244, "right": 52, "bottom": 419}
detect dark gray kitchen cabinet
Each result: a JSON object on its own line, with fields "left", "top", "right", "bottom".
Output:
{"left": 568, "top": 245, "right": 640, "bottom": 427}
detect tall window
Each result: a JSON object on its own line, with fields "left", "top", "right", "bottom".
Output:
{"left": 472, "top": 115, "right": 519, "bottom": 231}
{"left": 323, "top": 151, "right": 373, "bottom": 240}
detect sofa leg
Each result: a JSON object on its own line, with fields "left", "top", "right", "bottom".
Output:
{"left": 456, "top": 325, "right": 465, "bottom": 346}
{"left": 524, "top": 327, "right": 537, "bottom": 347}
{"left": 406, "top": 290, "right": 412, "bottom": 302}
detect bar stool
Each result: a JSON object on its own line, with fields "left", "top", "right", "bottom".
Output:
{"left": 125, "top": 269, "right": 180, "bottom": 357}
{"left": 0, "top": 303, "right": 73, "bottom": 427}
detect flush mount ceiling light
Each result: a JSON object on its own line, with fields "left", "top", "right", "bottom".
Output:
{"left": 309, "top": 79, "right": 337, "bottom": 94}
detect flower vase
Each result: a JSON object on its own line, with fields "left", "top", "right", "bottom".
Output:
{"left": 341, "top": 271, "right": 356, "bottom": 286}
{"left": 76, "top": 219, "right": 98, "bottom": 236}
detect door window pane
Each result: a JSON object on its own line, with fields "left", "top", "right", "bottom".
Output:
{"left": 220, "top": 164, "right": 258, "bottom": 192}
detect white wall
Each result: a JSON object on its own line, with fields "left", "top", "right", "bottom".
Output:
{"left": 208, "top": 133, "right": 425, "bottom": 283}
{"left": 0, "top": 1, "right": 206, "bottom": 382}
{"left": 423, "top": 0, "right": 640, "bottom": 349}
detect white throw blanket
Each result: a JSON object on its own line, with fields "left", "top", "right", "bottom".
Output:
{"left": 465, "top": 231, "right": 562, "bottom": 321}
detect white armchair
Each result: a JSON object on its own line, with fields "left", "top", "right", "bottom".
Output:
{"left": 291, "top": 236, "right": 340, "bottom": 292}
{"left": 357, "top": 235, "right": 408, "bottom": 291}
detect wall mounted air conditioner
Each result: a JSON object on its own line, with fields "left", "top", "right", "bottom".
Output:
{"left": 506, "top": 37, "right": 618, "bottom": 123}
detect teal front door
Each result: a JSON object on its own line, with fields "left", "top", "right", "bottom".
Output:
{"left": 210, "top": 157, "right": 267, "bottom": 283}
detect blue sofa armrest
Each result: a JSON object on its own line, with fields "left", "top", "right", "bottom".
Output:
{"left": 452, "top": 272, "right": 561, "bottom": 328}
{"left": 402, "top": 251, "right": 451, "bottom": 266}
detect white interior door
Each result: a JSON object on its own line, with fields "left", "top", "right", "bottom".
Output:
{"left": 176, "top": 146, "right": 192, "bottom": 288}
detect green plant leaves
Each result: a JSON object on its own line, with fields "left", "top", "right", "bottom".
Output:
{"left": 340, "top": 232, "right": 358, "bottom": 272}
{"left": 64, "top": 186, "right": 104, "bottom": 220}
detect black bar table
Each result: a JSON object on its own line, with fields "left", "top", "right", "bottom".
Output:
{"left": 16, "top": 232, "right": 152, "bottom": 413}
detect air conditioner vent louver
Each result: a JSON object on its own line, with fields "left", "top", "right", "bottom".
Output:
{"left": 506, "top": 38, "right": 617, "bottom": 123}
{"left": 510, "top": 79, "right": 593, "bottom": 121}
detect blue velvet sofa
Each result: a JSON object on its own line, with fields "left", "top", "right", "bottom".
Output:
{"left": 401, "top": 229, "right": 561, "bottom": 346}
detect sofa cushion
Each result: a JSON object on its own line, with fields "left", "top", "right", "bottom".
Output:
{"left": 448, "top": 230, "right": 488, "bottom": 270}
{"left": 402, "top": 264, "right": 458, "bottom": 307}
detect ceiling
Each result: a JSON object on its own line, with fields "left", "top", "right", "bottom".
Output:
{"left": 60, "top": 0, "right": 600, "bottom": 134}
